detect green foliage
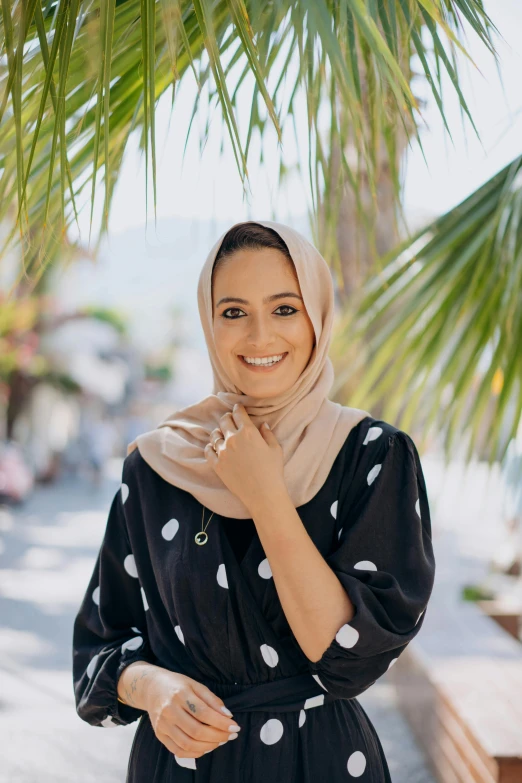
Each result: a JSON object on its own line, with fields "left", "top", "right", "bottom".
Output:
{"left": 461, "top": 584, "right": 495, "bottom": 602}
{"left": 334, "top": 155, "right": 522, "bottom": 464}
{"left": 144, "top": 362, "right": 173, "bottom": 381}
{"left": 39, "top": 369, "right": 83, "bottom": 394}
{"left": 0, "top": 0, "right": 497, "bottom": 288}
{"left": 82, "top": 305, "right": 128, "bottom": 335}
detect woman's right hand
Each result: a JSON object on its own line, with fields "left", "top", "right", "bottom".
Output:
{"left": 143, "top": 668, "right": 241, "bottom": 759}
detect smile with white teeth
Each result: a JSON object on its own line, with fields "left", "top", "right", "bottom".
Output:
{"left": 241, "top": 353, "right": 286, "bottom": 366}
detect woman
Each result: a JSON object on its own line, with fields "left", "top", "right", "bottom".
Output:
{"left": 73, "top": 220, "right": 435, "bottom": 782}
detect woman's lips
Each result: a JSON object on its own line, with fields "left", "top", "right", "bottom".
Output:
{"left": 238, "top": 352, "right": 288, "bottom": 372}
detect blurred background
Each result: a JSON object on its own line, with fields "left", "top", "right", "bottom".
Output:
{"left": 1, "top": 0, "right": 522, "bottom": 780}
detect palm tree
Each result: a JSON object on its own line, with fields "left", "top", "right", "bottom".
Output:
{"left": 0, "top": 0, "right": 496, "bottom": 292}
{"left": 2, "top": 0, "right": 511, "bottom": 460}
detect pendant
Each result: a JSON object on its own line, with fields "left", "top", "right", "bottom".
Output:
{"left": 195, "top": 531, "right": 208, "bottom": 545}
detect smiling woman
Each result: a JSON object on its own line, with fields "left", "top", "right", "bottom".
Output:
{"left": 211, "top": 224, "right": 315, "bottom": 396}
{"left": 72, "top": 220, "right": 435, "bottom": 783}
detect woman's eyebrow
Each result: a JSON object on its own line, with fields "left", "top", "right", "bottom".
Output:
{"left": 215, "top": 292, "right": 303, "bottom": 308}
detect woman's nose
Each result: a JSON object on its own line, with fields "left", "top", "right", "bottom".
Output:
{"left": 246, "top": 316, "right": 274, "bottom": 345}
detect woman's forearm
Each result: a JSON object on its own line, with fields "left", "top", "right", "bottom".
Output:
{"left": 249, "top": 487, "right": 354, "bottom": 662}
{"left": 117, "top": 660, "right": 162, "bottom": 711}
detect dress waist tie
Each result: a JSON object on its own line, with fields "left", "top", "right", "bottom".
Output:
{"left": 198, "top": 672, "right": 342, "bottom": 714}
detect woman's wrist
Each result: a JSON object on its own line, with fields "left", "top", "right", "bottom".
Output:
{"left": 117, "top": 660, "right": 160, "bottom": 712}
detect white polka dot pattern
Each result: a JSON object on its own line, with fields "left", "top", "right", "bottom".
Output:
{"left": 260, "top": 643, "right": 279, "bottom": 667}
{"left": 336, "top": 623, "right": 359, "bottom": 648}
{"left": 354, "top": 560, "right": 377, "bottom": 571}
{"left": 121, "top": 636, "right": 143, "bottom": 654}
{"left": 312, "top": 673, "right": 328, "bottom": 692}
{"left": 175, "top": 756, "right": 196, "bottom": 769}
{"left": 347, "top": 750, "right": 367, "bottom": 776}
{"left": 304, "top": 693, "right": 324, "bottom": 709}
{"left": 86, "top": 653, "right": 99, "bottom": 679}
{"left": 124, "top": 554, "right": 138, "bottom": 578}
{"left": 260, "top": 718, "right": 284, "bottom": 745}
{"left": 363, "top": 426, "right": 383, "bottom": 445}
{"left": 367, "top": 464, "right": 382, "bottom": 485}
{"left": 161, "top": 518, "right": 179, "bottom": 540}
{"left": 258, "top": 558, "right": 272, "bottom": 579}
{"left": 216, "top": 563, "right": 228, "bottom": 589}
{"left": 71, "top": 417, "right": 434, "bottom": 776}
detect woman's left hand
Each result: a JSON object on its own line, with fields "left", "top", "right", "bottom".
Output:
{"left": 204, "top": 403, "right": 285, "bottom": 512}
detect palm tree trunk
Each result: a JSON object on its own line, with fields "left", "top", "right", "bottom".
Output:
{"left": 317, "top": 33, "right": 414, "bottom": 419}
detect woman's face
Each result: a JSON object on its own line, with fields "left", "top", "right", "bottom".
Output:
{"left": 212, "top": 247, "right": 316, "bottom": 398}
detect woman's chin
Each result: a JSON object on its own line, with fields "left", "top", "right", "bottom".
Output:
{"left": 233, "top": 375, "right": 297, "bottom": 399}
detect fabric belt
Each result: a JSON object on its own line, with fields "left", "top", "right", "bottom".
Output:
{"left": 198, "top": 672, "right": 341, "bottom": 714}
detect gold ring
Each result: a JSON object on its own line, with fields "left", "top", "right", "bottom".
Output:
{"left": 212, "top": 433, "right": 225, "bottom": 453}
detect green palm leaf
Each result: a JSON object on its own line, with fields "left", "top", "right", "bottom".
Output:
{"left": 0, "top": 0, "right": 496, "bottom": 284}
{"left": 333, "top": 155, "right": 522, "bottom": 464}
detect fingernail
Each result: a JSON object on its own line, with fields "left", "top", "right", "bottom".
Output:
{"left": 220, "top": 706, "right": 233, "bottom": 716}
{"left": 264, "top": 422, "right": 270, "bottom": 429}
{"left": 218, "top": 741, "right": 227, "bottom": 746}
{"left": 229, "top": 733, "right": 239, "bottom": 740}
{"left": 228, "top": 725, "right": 240, "bottom": 732}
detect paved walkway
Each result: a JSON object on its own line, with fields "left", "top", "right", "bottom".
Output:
{"left": 0, "top": 461, "right": 436, "bottom": 782}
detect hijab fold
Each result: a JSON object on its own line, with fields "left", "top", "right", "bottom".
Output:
{"left": 127, "top": 220, "right": 371, "bottom": 518}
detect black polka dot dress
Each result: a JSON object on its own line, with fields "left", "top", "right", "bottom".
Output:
{"left": 72, "top": 416, "right": 436, "bottom": 782}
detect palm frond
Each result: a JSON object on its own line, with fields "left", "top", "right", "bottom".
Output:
{"left": 333, "top": 155, "right": 522, "bottom": 464}
{"left": 0, "top": 0, "right": 497, "bottom": 282}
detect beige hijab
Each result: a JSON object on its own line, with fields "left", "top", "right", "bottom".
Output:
{"left": 127, "top": 219, "right": 371, "bottom": 519}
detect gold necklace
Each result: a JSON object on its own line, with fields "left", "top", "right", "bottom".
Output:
{"left": 195, "top": 504, "right": 215, "bottom": 546}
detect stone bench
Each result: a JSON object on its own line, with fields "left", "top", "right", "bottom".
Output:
{"left": 389, "top": 582, "right": 522, "bottom": 783}
{"left": 476, "top": 599, "right": 521, "bottom": 641}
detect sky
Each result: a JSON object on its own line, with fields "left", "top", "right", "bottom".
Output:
{"left": 73, "top": 0, "right": 522, "bottom": 240}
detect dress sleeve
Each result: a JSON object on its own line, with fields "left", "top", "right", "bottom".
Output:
{"left": 72, "top": 461, "right": 156, "bottom": 727}
{"left": 307, "top": 429, "right": 435, "bottom": 700}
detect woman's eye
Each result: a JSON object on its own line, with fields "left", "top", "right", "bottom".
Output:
{"left": 221, "top": 308, "right": 244, "bottom": 318}
{"left": 221, "top": 305, "right": 297, "bottom": 319}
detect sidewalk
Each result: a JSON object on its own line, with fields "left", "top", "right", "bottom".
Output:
{"left": 0, "top": 461, "right": 436, "bottom": 782}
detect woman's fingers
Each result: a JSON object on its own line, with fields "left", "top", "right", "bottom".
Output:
{"left": 218, "top": 411, "right": 237, "bottom": 436}
{"left": 156, "top": 722, "right": 238, "bottom": 759}
{"left": 175, "top": 705, "right": 239, "bottom": 745}
{"left": 171, "top": 722, "right": 238, "bottom": 756}
{"left": 210, "top": 427, "right": 223, "bottom": 443}
{"left": 179, "top": 688, "right": 238, "bottom": 733}
{"left": 149, "top": 674, "right": 241, "bottom": 759}
{"left": 156, "top": 727, "right": 215, "bottom": 759}
{"left": 190, "top": 679, "right": 236, "bottom": 722}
